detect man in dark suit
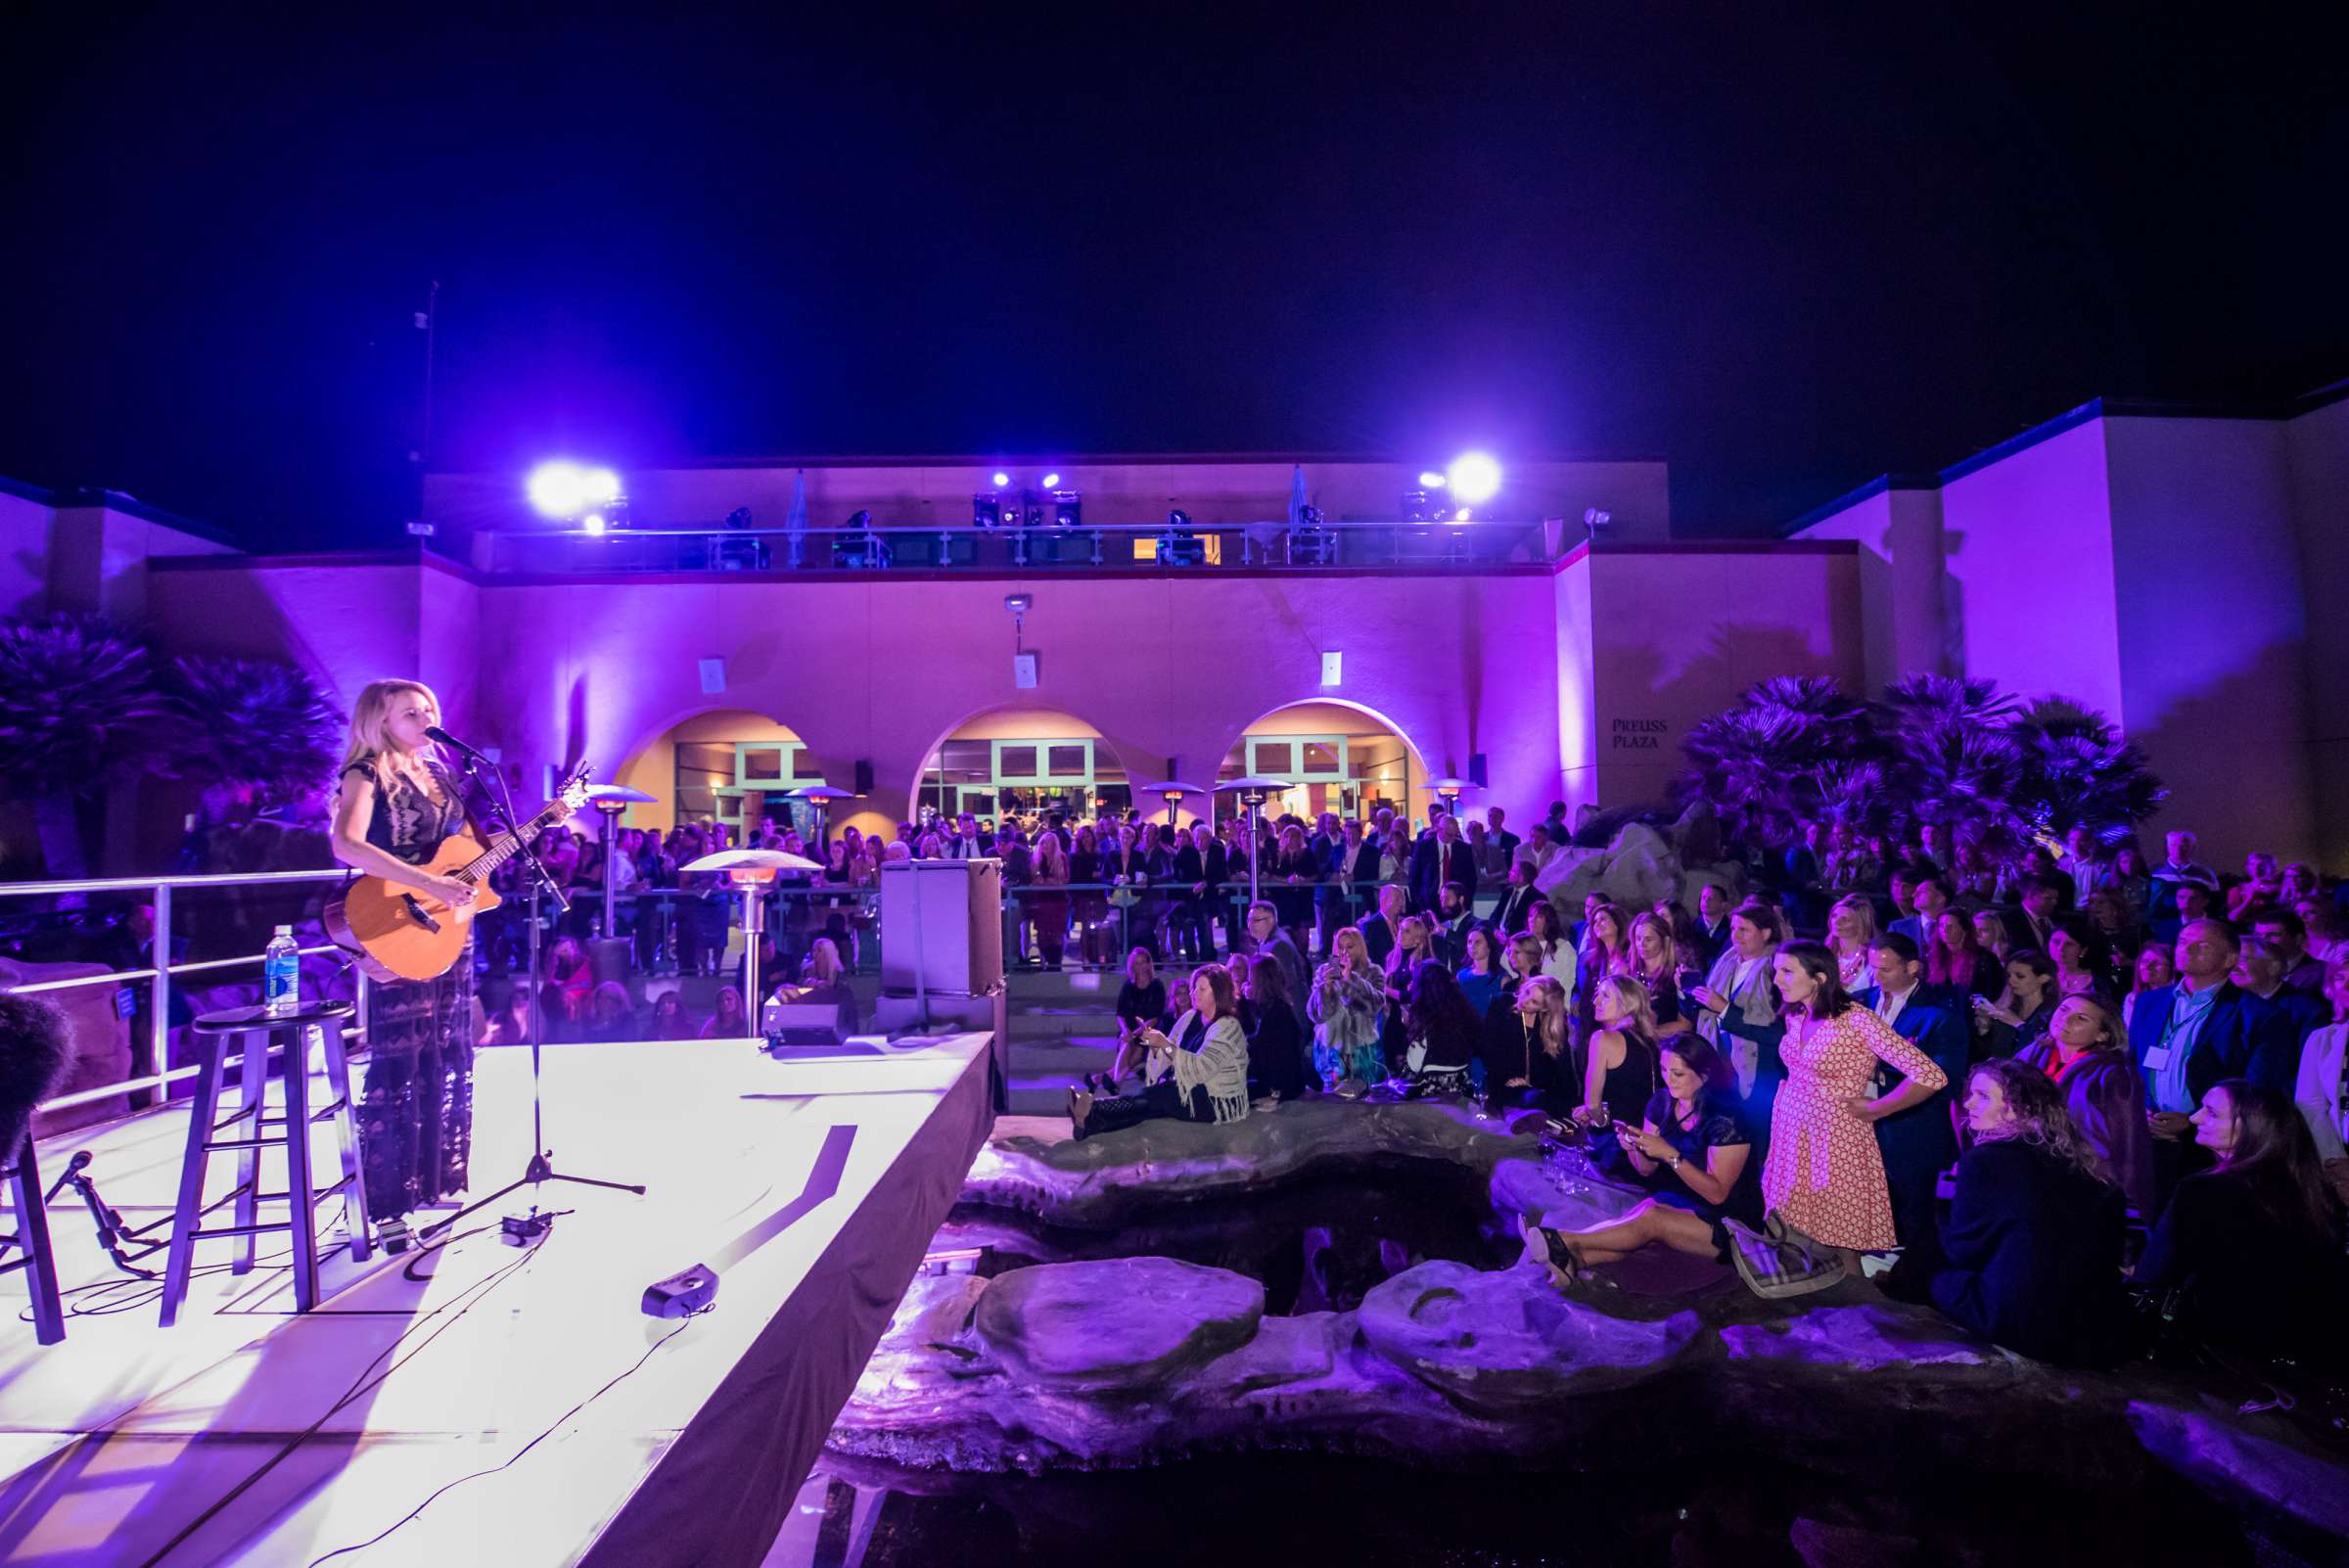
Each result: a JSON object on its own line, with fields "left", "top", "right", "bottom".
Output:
{"left": 1166, "top": 826, "right": 1206, "bottom": 961}
{"left": 1485, "top": 807, "right": 1521, "bottom": 867}
{"left": 2252, "top": 907, "right": 2329, "bottom": 995}
{"left": 1432, "top": 883, "right": 1480, "bottom": 968}
{"left": 1360, "top": 884, "right": 1406, "bottom": 969}
{"left": 2003, "top": 875, "right": 2064, "bottom": 954}
{"left": 2128, "top": 917, "right": 2298, "bottom": 1210}
{"left": 1687, "top": 881, "right": 1733, "bottom": 969}
{"left": 1410, "top": 814, "right": 1478, "bottom": 915}
{"left": 1890, "top": 873, "right": 1953, "bottom": 949}
{"left": 1854, "top": 932, "right": 1971, "bottom": 1270}
{"left": 1195, "top": 826, "right": 1230, "bottom": 955}
{"left": 1245, "top": 900, "right": 1311, "bottom": 1022}
{"left": 1492, "top": 859, "right": 1543, "bottom": 937}
{"left": 2235, "top": 936, "right": 2328, "bottom": 1059}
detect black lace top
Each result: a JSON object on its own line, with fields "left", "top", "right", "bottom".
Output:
{"left": 343, "top": 755, "right": 469, "bottom": 864}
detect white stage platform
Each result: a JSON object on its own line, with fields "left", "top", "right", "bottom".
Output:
{"left": 0, "top": 1031, "right": 996, "bottom": 1568}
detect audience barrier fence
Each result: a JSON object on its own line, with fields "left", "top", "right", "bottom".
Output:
{"left": 0, "top": 868, "right": 1505, "bottom": 1113}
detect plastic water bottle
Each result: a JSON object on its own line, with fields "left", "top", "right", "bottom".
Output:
{"left": 263, "top": 925, "right": 299, "bottom": 1018}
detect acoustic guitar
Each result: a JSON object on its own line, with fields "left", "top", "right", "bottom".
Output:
{"left": 326, "top": 762, "right": 595, "bottom": 983}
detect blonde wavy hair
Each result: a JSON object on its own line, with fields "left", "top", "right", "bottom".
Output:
{"left": 1593, "top": 974, "right": 1659, "bottom": 1038}
{"left": 333, "top": 679, "right": 440, "bottom": 810}
{"left": 1515, "top": 974, "right": 1572, "bottom": 1057}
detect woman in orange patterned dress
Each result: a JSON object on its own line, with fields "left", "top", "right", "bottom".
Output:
{"left": 1763, "top": 940, "right": 1950, "bottom": 1268}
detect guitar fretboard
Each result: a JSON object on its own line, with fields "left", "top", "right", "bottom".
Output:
{"left": 453, "top": 792, "right": 580, "bottom": 885}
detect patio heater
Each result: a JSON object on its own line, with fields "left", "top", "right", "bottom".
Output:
{"left": 582, "top": 783, "right": 658, "bottom": 939}
{"left": 1133, "top": 779, "right": 1210, "bottom": 834}
{"left": 680, "top": 847, "right": 821, "bottom": 1029}
{"left": 781, "top": 784, "right": 854, "bottom": 846}
{"left": 1215, "top": 775, "right": 1293, "bottom": 907}
{"left": 1427, "top": 776, "right": 1471, "bottom": 819}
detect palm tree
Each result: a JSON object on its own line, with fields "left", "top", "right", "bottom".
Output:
{"left": 2011, "top": 698, "right": 2167, "bottom": 839}
{"left": 167, "top": 656, "right": 345, "bottom": 812}
{"left": 1876, "top": 673, "right": 2016, "bottom": 740}
{"left": 0, "top": 616, "right": 173, "bottom": 877}
{"left": 1678, "top": 675, "right": 1873, "bottom": 847}
{"left": 1889, "top": 716, "right": 2031, "bottom": 855}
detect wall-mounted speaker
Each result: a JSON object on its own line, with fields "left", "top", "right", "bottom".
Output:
{"left": 699, "top": 658, "right": 726, "bottom": 695}
{"left": 1468, "top": 753, "right": 1489, "bottom": 787}
{"left": 853, "top": 759, "right": 875, "bottom": 795}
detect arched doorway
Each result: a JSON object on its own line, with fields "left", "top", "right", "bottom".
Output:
{"left": 912, "top": 708, "right": 1130, "bottom": 827}
{"left": 612, "top": 709, "right": 829, "bottom": 838}
{"left": 1217, "top": 700, "right": 1431, "bottom": 828}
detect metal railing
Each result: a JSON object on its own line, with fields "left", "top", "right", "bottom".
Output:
{"left": 478, "top": 514, "right": 1560, "bottom": 576}
{"left": 0, "top": 869, "right": 365, "bottom": 1115}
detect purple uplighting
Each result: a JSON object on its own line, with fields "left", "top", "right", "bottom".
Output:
{"left": 1, "top": 11, "right": 2346, "bottom": 1566}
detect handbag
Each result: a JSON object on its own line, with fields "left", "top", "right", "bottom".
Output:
{"left": 1727, "top": 1212, "right": 1849, "bottom": 1300}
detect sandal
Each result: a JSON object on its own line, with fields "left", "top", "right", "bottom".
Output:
{"left": 1066, "top": 1084, "right": 1092, "bottom": 1139}
{"left": 1520, "top": 1218, "right": 1583, "bottom": 1283}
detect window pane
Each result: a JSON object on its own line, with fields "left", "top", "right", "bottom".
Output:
{"left": 741, "top": 747, "right": 784, "bottom": 780}
{"left": 1302, "top": 741, "right": 1339, "bottom": 775}
{"left": 999, "top": 745, "right": 1038, "bottom": 779}
{"left": 1046, "top": 744, "right": 1086, "bottom": 777}
{"left": 1255, "top": 742, "right": 1294, "bottom": 773}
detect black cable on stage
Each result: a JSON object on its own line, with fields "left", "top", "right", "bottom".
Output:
{"left": 302, "top": 1305, "right": 710, "bottom": 1566}
{"left": 128, "top": 1232, "right": 548, "bottom": 1568}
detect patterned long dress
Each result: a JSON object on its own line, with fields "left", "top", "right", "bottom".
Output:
{"left": 342, "top": 756, "right": 477, "bottom": 1225}
{"left": 1763, "top": 1004, "right": 1946, "bottom": 1250}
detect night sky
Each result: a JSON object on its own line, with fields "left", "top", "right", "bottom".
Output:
{"left": 3, "top": 3, "right": 2343, "bottom": 551}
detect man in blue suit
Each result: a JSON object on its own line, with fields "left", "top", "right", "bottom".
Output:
{"left": 1855, "top": 932, "right": 1971, "bottom": 1269}
{"left": 2128, "top": 917, "right": 2298, "bottom": 1212}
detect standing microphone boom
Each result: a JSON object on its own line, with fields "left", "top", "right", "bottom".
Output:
{"left": 424, "top": 724, "right": 490, "bottom": 761}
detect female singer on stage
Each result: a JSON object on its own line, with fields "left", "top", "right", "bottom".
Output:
{"left": 327, "top": 679, "right": 479, "bottom": 1237}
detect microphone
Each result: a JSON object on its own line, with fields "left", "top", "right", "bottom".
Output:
{"left": 424, "top": 724, "right": 490, "bottom": 762}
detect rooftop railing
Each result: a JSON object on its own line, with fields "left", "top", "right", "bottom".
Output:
{"left": 477, "top": 514, "right": 1565, "bottom": 576}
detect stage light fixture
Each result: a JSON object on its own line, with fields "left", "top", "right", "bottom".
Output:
{"left": 1051, "top": 488, "right": 1082, "bottom": 528}
{"left": 582, "top": 513, "right": 608, "bottom": 534}
{"left": 991, "top": 471, "right": 1011, "bottom": 487}
{"left": 846, "top": 509, "right": 873, "bottom": 529}
{"left": 973, "top": 493, "right": 1002, "bottom": 528}
{"left": 1451, "top": 507, "right": 1473, "bottom": 524}
{"left": 1041, "top": 472, "right": 1062, "bottom": 488}
{"left": 1418, "top": 471, "right": 1448, "bottom": 488}
{"left": 529, "top": 459, "right": 624, "bottom": 521}
{"left": 1446, "top": 451, "right": 1501, "bottom": 503}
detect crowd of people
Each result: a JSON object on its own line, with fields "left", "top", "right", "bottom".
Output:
{"left": 1040, "top": 803, "right": 2349, "bottom": 1387}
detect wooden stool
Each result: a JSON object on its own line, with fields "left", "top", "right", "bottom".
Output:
{"left": 160, "top": 1000, "right": 371, "bottom": 1327}
{"left": 1, "top": 1133, "right": 65, "bottom": 1344}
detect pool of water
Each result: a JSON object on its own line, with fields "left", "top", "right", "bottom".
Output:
{"left": 937, "top": 1157, "right": 1512, "bottom": 1314}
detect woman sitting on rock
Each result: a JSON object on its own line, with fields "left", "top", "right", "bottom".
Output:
{"left": 1580, "top": 975, "right": 1661, "bottom": 1133}
{"left": 1068, "top": 966, "right": 1250, "bottom": 1139}
{"left": 1240, "top": 954, "right": 1309, "bottom": 1101}
{"left": 1523, "top": 1035, "right": 1762, "bottom": 1278}
{"left": 1090, "top": 946, "right": 1173, "bottom": 1093}
{"left": 1487, "top": 973, "right": 1574, "bottom": 1112}
{"left": 1401, "top": 959, "right": 1482, "bottom": 1095}
{"left": 1309, "top": 925, "right": 1386, "bottom": 1086}
{"left": 1911, "top": 1058, "right": 2127, "bottom": 1366}
{"left": 2133, "top": 1079, "right": 2349, "bottom": 1372}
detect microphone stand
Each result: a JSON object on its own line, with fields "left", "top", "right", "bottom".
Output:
{"left": 420, "top": 751, "right": 644, "bottom": 1246}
